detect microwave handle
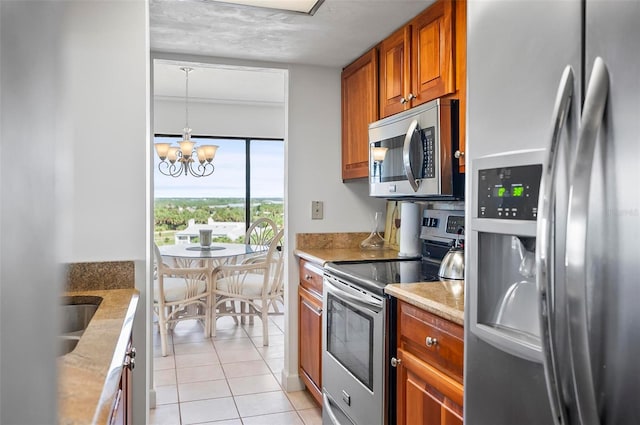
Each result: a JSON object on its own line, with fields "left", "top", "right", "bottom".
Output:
{"left": 403, "top": 119, "right": 420, "bottom": 192}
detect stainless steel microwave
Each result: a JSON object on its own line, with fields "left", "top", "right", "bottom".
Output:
{"left": 368, "top": 98, "right": 463, "bottom": 199}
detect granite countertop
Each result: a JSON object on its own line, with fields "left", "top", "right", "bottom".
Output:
{"left": 58, "top": 288, "right": 139, "bottom": 425}
{"left": 385, "top": 281, "right": 464, "bottom": 326}
{"left": 295, "top": 232, "right": 463, "bottom": 325}
{"left": 294, "top": 247, "right": 411, "bottom": 265}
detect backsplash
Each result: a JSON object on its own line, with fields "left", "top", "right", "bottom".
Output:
{"left": 296, "top": 232, "right": 375, "bottom": 249}
{"left": 66, "top": 261, "right": 135, "bottom": 291}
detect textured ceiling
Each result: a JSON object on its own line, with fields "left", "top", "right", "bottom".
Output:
{"left": 150, "top": 0, "right": 434, "bottom": 68}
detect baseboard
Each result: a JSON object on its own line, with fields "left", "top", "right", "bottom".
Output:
{"left": 149, "top": 388, "right": 157, "bottom": 409}
{"left": 281, "top": 369, "right": 305, "bottom": 392}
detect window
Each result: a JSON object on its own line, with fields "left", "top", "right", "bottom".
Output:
{"left": 154, "top": 135, "right": 283, "bottom": 246}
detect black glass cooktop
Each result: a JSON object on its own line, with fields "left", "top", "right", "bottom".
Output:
{"left": 324, "top": 259, "right": 442, "bottom": 296}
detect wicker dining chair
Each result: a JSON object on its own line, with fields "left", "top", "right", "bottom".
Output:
{"left": 153, "top": 243, "right": 211, "bottom": 356}
{"left": 244, "top": 217, "right": 277, "bottom": 246}
{"left": 210, "top": 228, "right": 285, "bottom": 345}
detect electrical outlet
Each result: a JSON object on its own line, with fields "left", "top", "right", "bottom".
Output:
{"left": 312, "top": 201, "right": 323, "bottom": 220}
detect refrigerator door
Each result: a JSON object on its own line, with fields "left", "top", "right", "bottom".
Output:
{"left": 571, "top": 2, "right": 640, "bottom": 423}
{"left": 465, "top": 0, "right": 582, "bottom": 423}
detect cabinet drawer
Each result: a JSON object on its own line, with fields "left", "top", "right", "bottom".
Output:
{"left": 398, "top": 301, "right": 463, "bottom": 383}
{"left": 299, "top": 259, "right": 323, "bottom": 296}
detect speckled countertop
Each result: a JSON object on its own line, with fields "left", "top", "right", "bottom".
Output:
{"left": 58, "top": 288, "right": 138, "bottom": 425}
{"left": 294, "top": 232, "right": 415, "bottom": 265}
{"left": 295, "top": 247, "right": 411, "bottom": 265}
{"left": 385, "top": 281, "right": 464, "bottom": 325}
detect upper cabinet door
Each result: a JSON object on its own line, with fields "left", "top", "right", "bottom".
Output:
{"left": 411, "top": 0, "right": 455, "bottom": 107}
{"left": 378, "top": 0, "right": 456, "bottom": 119}
{"left": 341, "top": 48, "right": 378, "bottom": 180}
{"left": 379, "top": 26, "right": 411, "bottom": 118}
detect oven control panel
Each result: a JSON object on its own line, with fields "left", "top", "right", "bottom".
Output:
{"left": 420, "top": 209, "right": 465, "bottom": 244}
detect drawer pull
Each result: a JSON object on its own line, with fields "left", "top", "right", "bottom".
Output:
{"left": 426, "top": 336, "right": 438, "bottom": 347}
{"left": 301, "top": 299, "right": 322, "bottom": 315}
{"left": 305, "top": 274, "right": 312, "bottom": 280}
{"left": 390, "top": 357, "right": 402, "bottom": 367}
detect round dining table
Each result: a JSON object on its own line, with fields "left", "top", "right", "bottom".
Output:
{"left": 158, "top": 242, "right": 268, "bottom": 269}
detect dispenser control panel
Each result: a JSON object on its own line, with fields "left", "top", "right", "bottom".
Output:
{"left": 477, "top": 164, "right": 542, "bottom": 220}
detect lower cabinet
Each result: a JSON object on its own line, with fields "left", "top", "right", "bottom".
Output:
{"left": 298, "top": 258, "right": 324, "bottom": 405}
{"left": 395, "top": 300, "right": 463, "bottom": 425}
{"left": 110, "top": 339, "right": 135, "bottom": 425}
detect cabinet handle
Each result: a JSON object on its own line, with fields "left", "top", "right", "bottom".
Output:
{"left": 425, "top": 336, "right": 438, "bottom": 347}
{"left": 401, "top": 93, "right": 416, "bottom": 105}
{"left": 124, "top": 346, "right": 137, "bottom": 371}
{"left": 390, "top": 357, "right": 402, "bottom": 367}
{"left": 454, "top": 150, "right": 464, "bottom": 159}
{"left": 302, "top": 299, "right": 322, "bottom": 315}
{"left": 304, "top": 274, "right": 312, "bottom": 280}
{"left": 125, "top": 357, "right": 135, "bottom": 371}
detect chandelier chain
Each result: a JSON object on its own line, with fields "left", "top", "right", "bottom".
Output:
{"left": 181, "top": 67, "right": 192, "bottom": 133}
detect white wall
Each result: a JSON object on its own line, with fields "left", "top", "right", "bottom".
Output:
{"left": 1, "top": 2, "right": 64, "bottom": 422}
{"left": 283, "top": 64, "right": 386, "bottom": 388}
{"left": 0, "top": 1, "right": 150, "bottom": 424}
{"left": 62, "top": 2, "right": 148, "bottom": 264}
{"left": 154, "top": 98, "right": 284, "bottom": 139}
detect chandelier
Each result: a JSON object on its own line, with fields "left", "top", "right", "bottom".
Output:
{"left": 154, "top": 67, "right": 219, "bottom": 177}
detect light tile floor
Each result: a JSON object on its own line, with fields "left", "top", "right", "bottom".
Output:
{"left": 150, "top": 315, "right": 322, "bottom": 425}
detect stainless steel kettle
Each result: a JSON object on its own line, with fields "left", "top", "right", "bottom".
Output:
{"left": 438, "top": 247, "right": 464, "bottom": 280}
{"left": 438, "top": 227, "right": 464, "bottom": 280}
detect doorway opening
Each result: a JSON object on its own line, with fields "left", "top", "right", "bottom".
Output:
{"left": 150, "top": 59, "right": 292, "bottom": 419}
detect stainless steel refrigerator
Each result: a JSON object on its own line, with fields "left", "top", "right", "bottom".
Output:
{"left": 464, "top": 1, "right": 640, "bottom": 424}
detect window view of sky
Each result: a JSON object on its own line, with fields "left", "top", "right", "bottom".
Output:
{"left": 154, "top": 137, "right": 284, "bottom": 199}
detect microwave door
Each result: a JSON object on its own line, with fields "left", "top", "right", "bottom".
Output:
{"left": 371, "top": 136, "right": 405, "bottom": 184}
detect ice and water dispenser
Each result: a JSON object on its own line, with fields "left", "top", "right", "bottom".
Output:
{"left": 468, "top": 150, "right": 545, "bottom": 362}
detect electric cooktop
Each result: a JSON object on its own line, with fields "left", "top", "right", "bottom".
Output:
{"left": 324, "top": 258, "right": 442, "bottom": 296}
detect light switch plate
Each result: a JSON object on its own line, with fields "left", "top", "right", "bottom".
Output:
{"left": 311, "top": 201, "right": 323, "bottom": 220}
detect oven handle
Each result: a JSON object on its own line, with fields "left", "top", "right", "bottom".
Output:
{"left": 324, "top": 276, "right": 383, "bottom": 313}
{"left": 323, "top": 392, "right": 344, "bottom": 425}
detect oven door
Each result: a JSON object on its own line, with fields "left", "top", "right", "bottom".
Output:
{"left": 322, "top": 274, "right": 385, "bottom": 425}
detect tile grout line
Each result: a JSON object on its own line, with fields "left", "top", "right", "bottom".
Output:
{"left": 213, "top": 338, "right": 244, "bottom": 424}
{"left": 155, "top": 318, "right": 318, "bottom": 425}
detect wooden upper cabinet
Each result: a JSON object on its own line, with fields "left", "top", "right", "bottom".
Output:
{"left": 451, "top": 0, "right": 466, "bottom": 173}
{"left": 411, "top": 0, "right": 455, "bottom": 108}
{"left": 379, "top": 0, "right": 456, "bottom": 118}
{"left": 341, "top": 48, "right": 378, "bottom": 180}
{"left": 379, "top": 26, "right": 411, "bottom": 118}
{"left": 341, "top": 0, "right": 465, "bottom": 178}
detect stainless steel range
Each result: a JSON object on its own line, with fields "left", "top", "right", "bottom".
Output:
{"left": 321, "top": 208, "right": 464, "bottom": 425}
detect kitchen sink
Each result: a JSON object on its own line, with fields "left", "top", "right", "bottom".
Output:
{"left": 59, "top": 296, "right": 102, "bottom": 356}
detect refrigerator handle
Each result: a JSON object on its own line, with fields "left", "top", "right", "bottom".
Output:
{"left": 566, "top": 57, "right": 609, "bottom": 425}
{"left": 403, "top": 119, "right": 420, "bottom": 192}
{"left": 536, "top": 65, "right": 574, "bottom": 425}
